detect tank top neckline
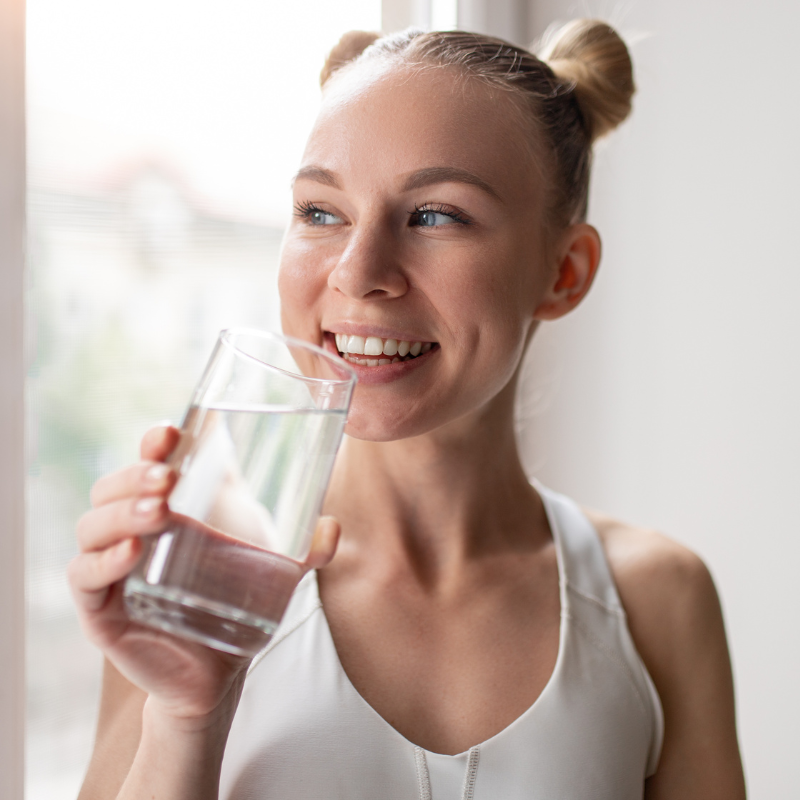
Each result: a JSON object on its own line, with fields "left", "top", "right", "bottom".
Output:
{"left": 232, "top": 483, "right": 665, "bottom": 798}
{"left": 303, "top": 479, "right": 573, "bottom": 759}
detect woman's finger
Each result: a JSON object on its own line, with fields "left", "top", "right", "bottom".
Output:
{"left": 90, "top": 460, "right": 177, "bottom": 508}
{"left": 76, "top": 496, "right": 170, "bottom": 553}
{"left": 303, "top": 516, "right": 341, "bottom": 571}
{"left": 67, "top": 537, "right": 142, "bottom": 613}
{"left": 140, "top": 424, "right": 181, "bottom": 462}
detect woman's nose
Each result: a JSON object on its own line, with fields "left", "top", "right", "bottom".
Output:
{"left": 327, "top": 226, "right": 409, "bottom": 300}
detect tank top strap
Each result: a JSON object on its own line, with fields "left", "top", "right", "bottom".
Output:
{"left": 534, "top": 481, "right": 625, "bottom": 612}
{"left": 248, "top": 568, "right": 322, "bottom": 673}
{"left": 534, "top": 480, "right": 665, "bottom": 778}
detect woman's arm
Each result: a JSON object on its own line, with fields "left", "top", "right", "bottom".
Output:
{"left": 117, "top": 680, "right": 246, "bottom": 800}
{"left": 587, "top": 512, "right": 746, "bottom": 800}
{"left": 78, "top": 661, "right": 145, "bottom": 799}
{"left": 80, "top": 660, "right": 243, "bottom": 800}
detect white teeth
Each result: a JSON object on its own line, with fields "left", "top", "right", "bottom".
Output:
{"left": 364, "top": 336, "right": 383, "bottom": 356}
{"left": 335, "top": 332, "right": 434, "bottom": 362}
{"left": 347, "top": 335, "right": 365, "bottom": 355}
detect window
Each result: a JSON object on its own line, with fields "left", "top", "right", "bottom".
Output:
{"left": 25, "top": 1, "right": 381, "bottom": 796}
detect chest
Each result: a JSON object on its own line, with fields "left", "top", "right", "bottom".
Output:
{"left": 318, "top": 556, "right": 561, "bottom": 755}
{"left": 222, "top": 578, "right": 657, "bottom": 800}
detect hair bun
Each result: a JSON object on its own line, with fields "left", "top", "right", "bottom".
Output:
{"left": 537, "top": 19, "right": 634, "bottom": 142}
{"left": 320, "top": 30, "right": 381, "bottom": 87}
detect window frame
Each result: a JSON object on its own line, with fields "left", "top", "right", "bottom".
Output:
{"left": 0, "top": 0, "right": 26, "bottom": 797}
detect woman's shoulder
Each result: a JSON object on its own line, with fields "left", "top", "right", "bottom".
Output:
{"left": 583, "top": 508, "right": 720, "bottom": 655}
{"left": 582, "top": 509, "right": 745, "bottom": 797}
{"left": 583, "top": 508, "right": 722, "bottom": 672}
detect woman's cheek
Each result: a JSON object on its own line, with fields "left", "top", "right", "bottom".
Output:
{"left": 278, "top": 240, "right": 327, "bottom": 334}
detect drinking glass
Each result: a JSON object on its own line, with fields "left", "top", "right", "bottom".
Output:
{"left": 123, "top": 329, "right": 356, "bottom": 656}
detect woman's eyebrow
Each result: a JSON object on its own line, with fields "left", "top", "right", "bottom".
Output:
{"left": 292, "top": 165, "right": 501, "bottom": 201}
{"left": 402, "top": 167, "right": 501, "bottom": 201}
{"left": 292, "top": 166, "right": 342, "bottom": 189}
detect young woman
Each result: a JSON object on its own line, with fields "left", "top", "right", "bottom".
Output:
{"left": 70, "top": 21, "right": 746, "bottom": 799}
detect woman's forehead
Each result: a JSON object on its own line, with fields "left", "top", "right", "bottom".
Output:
{"left": 302, "top": 62, "right": 540, "bottom": 198}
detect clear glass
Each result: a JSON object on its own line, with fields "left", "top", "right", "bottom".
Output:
{"left": 123, "top": 329, "right": 355, "bottom": 656}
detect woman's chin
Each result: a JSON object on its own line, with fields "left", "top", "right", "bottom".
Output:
{"left": 343, "top": 418, "right": 418, "bottom": 443}
{"left": 342, "top": 405, "right": 435, "bottom": 443}
{"left": 342, "top": 397, "right": 470, "bottom": 443}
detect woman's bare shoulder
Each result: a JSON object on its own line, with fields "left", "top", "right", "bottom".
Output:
{"left": 582, "top": 508, "right": 723, "bottom": 685}
{"left": 582, "top": 509, "right": 746, "bottom": 799}
{"left": 583, "top": 509, "right": 716, "bottom": 628}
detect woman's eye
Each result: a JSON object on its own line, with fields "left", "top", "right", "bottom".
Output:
{"left": 410, "top": 205, "right": 470, "bottom": 227}
{"left": 417, "top": 210, "right": 456, "bottom": 227}
{"left": 308, "top": 209, "right": 341, "bottom": 226}
{"left": 294, "top": 202, "right": 342, "bottom": 226}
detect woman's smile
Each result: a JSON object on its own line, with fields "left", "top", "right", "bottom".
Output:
{"left": 334, "top": 332, "right": 434, "bottom": 363}
{"left": 321, "top": 330, "right": 439, "bottom": 385}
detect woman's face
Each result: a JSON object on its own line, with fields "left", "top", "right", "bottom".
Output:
{"left": 279, "top": 61, "right": 556, "bottom": 441}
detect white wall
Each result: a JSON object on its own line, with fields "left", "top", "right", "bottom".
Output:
{"left": 520, "top": 1, "right": 800, "bottom": 796}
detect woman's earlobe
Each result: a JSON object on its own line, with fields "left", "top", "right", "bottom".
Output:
{"left": 534, "top": 223, "right": 602, "bottom": 321}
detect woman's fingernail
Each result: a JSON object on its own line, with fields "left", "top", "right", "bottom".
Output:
{"left": 135, "top": 497, "right": 161, "bottom": 516}
{"left": 145, "top": 464, "right": 170, "bottom": 484}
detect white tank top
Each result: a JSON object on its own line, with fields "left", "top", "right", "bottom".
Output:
{"left": 219, "top": 484, "right": 664, "bottom": 799}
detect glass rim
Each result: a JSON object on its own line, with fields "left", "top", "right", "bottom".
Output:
{"left": 219, "top": 327, "right": 357, "bottom": 387}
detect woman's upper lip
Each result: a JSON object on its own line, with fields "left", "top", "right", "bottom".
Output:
{"left": 323, "top": 323, "right": 437, "bottom": 343}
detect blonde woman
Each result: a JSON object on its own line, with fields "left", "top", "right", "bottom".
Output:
{"left": 71, "top": 22, "right": 746, "bottom": 799}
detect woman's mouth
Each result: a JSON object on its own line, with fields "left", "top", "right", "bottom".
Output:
{"left": 332, "top": 333, "right": 436, "bottom": 366}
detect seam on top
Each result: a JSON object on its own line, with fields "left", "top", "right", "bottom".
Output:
{"left": 247, "top": 598, "right": 322, "bottom": 675}
{"left": 414, "top": 747, "right": 432, "bottom": 800}
{"left": 566, "top": 582, "right": 625, "bottom": 616}
{"left": 461, "top": 746, "right": 481, "bottom": 800}
{"left": 567, "top": 612, "right": 651, "bottom": 720}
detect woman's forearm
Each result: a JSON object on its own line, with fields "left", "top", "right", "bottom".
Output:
{"left": 117, "top": 698, "right": 232, "bottom": 800}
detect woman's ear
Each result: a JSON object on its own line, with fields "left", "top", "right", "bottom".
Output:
{"left": 534, "top": 223, "right": 602, "bottom": 321}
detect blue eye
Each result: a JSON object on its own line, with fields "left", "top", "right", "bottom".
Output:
{"left": 410, "top": 204, "right": 470, "bottom": 227}
{"left": 309, "top": 209, "right": 341, "bottom": 225}
{"left": 294, "top": 202, "right": 342, "bottom": 226}
{"left": 417, "top": 210, "right": 456, "bottom": 227}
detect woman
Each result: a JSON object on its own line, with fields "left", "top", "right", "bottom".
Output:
{"left": 70, "top": 21, "right": 746, "bottom": 799}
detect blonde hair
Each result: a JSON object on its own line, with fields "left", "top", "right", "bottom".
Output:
{"left": 319, "top": 21, "right": 634, "bottom": 227}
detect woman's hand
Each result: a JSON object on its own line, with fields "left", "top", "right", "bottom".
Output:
{"left": 69, "top": 423, "right": 340, "bottom": 726}
{"left": 72, "top": 423, "right": 341, "bottom": 799}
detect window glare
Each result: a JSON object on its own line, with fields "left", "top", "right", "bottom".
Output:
{"left": 432, "top": 0, "right": 458, "bottom": 30}
{"left": 27, "top": 0, "right": 381, "bottom": 224}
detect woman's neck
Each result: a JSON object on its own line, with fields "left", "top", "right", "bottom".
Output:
{"left": 323, "top": 382, "right": 550, "bottom": 590}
